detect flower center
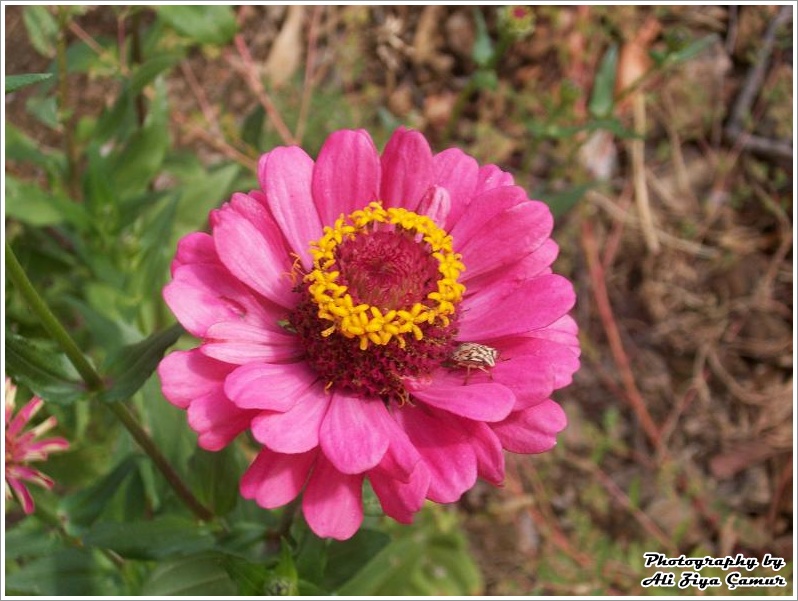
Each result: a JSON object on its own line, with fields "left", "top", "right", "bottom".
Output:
{"left": 288, "top": 202, "right": 466, "bottom": 405}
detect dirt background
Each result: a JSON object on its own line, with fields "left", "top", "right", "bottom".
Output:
{"left": 5, "top": 5, "right": 794, "bottom": 595}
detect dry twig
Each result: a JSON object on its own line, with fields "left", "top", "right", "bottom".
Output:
{"left": 724, "top": 6, "right": 793, "bottom": 160}
{"left": 566, "top": 453, "right": 679, "bottom": 555}
{"left": 295, "top": 5, "right": 324, "bottom": 144}
{"left": 230, "top": 34, "right": 296, "bottom": 146}
{"left": 586, "top": 190, "right": 719, "bottom": 258}
{"left": 581, "top": 220, "right": 661, "bottom": 448}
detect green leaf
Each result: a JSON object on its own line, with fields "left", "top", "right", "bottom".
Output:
{"left": 5, "top": 334, "right": 87, "bottom": 405}
{"left": 527, "top": 117, "right": 638, "bottom": 141}
{"left": 656, "top": 33, "right": 718, "bottom": 67}
{"left": 324, "top": 529, "right": 391, "bottom": 590}
{"left": 293, "top": 518, "right": 328, "bottom": 584}
{"left": 241, "top": 105, "right": 266, "bottom": 149}
{"left": 171, "top": 159, "right": 240, "bottom": 235}
{"left": 25, "top": 94, "right": 59, "bottom": 128}
{"left": 589, "top": 44, "right": 618, "bottom": 119}
{"left": 59, "top": 455, "right": 139, "bottom": 533}
{"left": 263, "top": 543, "right": 300, "bottom": 595}
{"left": 92, "top": 91, "right": 133, "bottom": 145}
{"left": 108, "top": 81, "right": 170, "bottom": 196}
{"left": 471, "top": 8, "right": 494, "bottom": 67}
{"left": 93, "top": 53, "right": 180, "bottom": 143}
{"left": 22, "top": 6, "right": 58, "bottom": 58}
{"left": 99, "top": 323, "right": 184, "bottom": 403}
{"left": 83, "top": 516, "right": 216, "bottom": 560}
{"left": 336, "top": 508, "right": 483, "bottom": 595}
{"left": 219, "top": 554, "right": 273, "bottom": 596}
{"left": 4, "top": 123, "right": 65, "bottom": 176}
{"left": 141, "top": 553, "right": 237, "bottom": 596}
{"left": 128, "top": 54, "right": 183, "bottom": 95}
{"left": 472, "top": 68, "right": 499, "bottom": 91}
{"left": 64, "top": 297, "right": 143, "bottom": 355}
{"left": 4, "top": 549, "right": 119, "bottom": 596}
{"left": 5, "top": 72, "right": 54, "bottom": 93}
{"left": 157, "top": 6, "right": 237, "bottom": 45}
{"left": 541, "top": 183, "right": 591, "bottom": 218}
{"left": 5, "top": 175, "right": 89, "bottom": 228}
{"left": 188, "top": 446, "right": 240, "bottom": 517}
{"left": 4, "top": 519, "right": 64, "bottom": 561}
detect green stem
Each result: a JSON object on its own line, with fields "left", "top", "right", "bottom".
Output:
{"left": 106, "top": 402, "right": 214, "bottom": 522}
{"left": 5, "top": 241, "right": 103, "bottom": 391}
{"left": 5, "top": 241, "right": 213, "bottom": 522}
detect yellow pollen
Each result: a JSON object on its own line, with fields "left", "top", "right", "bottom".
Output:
{"left": 305, "top": 202, "right": 465, "bottom": 350}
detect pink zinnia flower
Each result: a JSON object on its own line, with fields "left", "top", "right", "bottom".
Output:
{"left": 159, "top": 128, "right": 579, "bottom": 539}
{"left": 5, "top": 378, "right": 70, "bottom": 514}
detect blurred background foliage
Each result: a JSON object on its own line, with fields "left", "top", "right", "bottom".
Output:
{"left": 4, "top": 4, "right": 793, "bottom": 596}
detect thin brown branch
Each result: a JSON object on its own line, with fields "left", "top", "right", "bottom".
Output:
{"left": 173, "top": 112, "right": 258, "bottom": 172}
{"left": 586, "top": 190, "right": 719, "bottom": 258}
{"left": 629, "top": 93, "right": 660, "bottom": 254}
{"left": 566, "top": 453, "right": 679, "bottom": 555}
{"left": 180, "top": 60, "right": 220, "bottom": 132}
{"left": 581, "top": 220, "right": 661, "bottom": 448}
{"left": 505, "top": 457, "right": 593, "bottom": 569}
{"left": 295, "top": 5, "right": 323, "bottom": 144}
{"left": 230, "top": 34, "right": 296, "bottom": 146}
{"left": 67, "top": 20, "right": 105, "bottom": 57}
{"left": 724, "top": 6, "right": 793, "bottom": 160}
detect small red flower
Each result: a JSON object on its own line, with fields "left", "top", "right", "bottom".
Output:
{"left": 5, "top": 378, "right": 70, "bottom": 514}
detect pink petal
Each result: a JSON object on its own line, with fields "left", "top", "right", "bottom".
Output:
{"left": 406, "top": 378, "right": 515, "bottom": 422}
{"left": 442, "top": 412, "right": 505, "bottom": 485}
{"left": 394, "top": 405, "right": 477, "bottom": 503}
{"left": 489, "top": 354, "right": 555, "bottom": 409}
{"left": 320, "top": 393, "right": 391, "bottom": 474}
{"left": 432, "top": 148, "right": 479, "bottom": 228}
{"left": 7, "top": 398, "right": 43, "bottom": 438}
{"left": 258, "top": 147, "right": 322, "bottom": 269}
{"left": 459, "top": 201, "right": 553, "bottom": 282}
{"left": 464, "top": 239, "right": 559, "bottom": 293}
{"left": 416, "top": 185, "right": 451, "bottom": 227}
{"left": 201, "top": 321, "right": 303, "bottom": 365}
{"left": 474, "top": 164, "right": 515, "bottom": 194}
{"left": 251, "top": 385, "right": 330, "bottom": 453}
{"left": 373, "top": 408, "right": 423, "bottom": 483}
{"left": 164, "top": 263, "right": 284, "bottom": 338}
{"left": 369, "top": 461, "right": 430, "bottom": 523}
{"left": 225, "top": 361, "right": 318, "bottom": 411}
{"left": 458, "top": 274, "right": 576, "bottom": 341}
{"left": 158, "top": 350, "right": 233, "bottom": 410}
{"left": 528, "top": 314, "right": 581, "bottom": 354}
{"left": 171, "top": 232, "right": 218, "bottom": 273}
{"left": 312, "top": 129, "right": 381, "bottom": 224}
{"left": 491, "top": 399, "right": 568, "bottom": 454}
{"left": 211, "top": 193, "right": 296, "bottom": 308}
{"left": 6, "top": 476, "right": 37, "bottom": 514}
{"left": 187, "top": 391, "right": 256, "bottom": 451}
{"left": 450, "top": 185, "right": 527, "bottom": 248}
{"left": 19, "top": 437, "right": 70, "bottom": 459}
{"left": 302, "top": 454, "right": 364, "bottom": 540}
{"left": 498, "top": 336, "right": 581, "bottom": 390}
{"left": 240, "top": 447, "right": 317, "bottom": 509}
{"left": 380, "top": 127, "right": 434, "bottom": 211}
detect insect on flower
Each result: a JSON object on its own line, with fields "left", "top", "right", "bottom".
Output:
{"left": 450, "top": 342, "right": 499, "bottom": 380}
